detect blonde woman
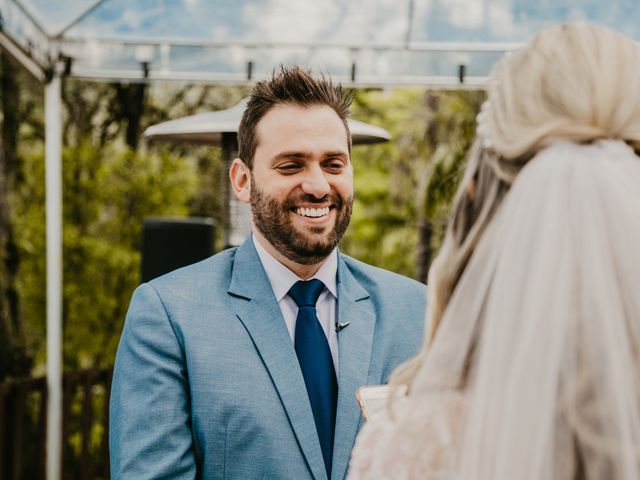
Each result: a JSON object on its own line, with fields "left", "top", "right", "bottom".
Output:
{"left": 349, "top": 23, "right": 640, "bottom": 479}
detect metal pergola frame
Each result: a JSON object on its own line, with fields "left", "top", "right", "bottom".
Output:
{"left": 57, "top": 36, "right": 521, "bottom": 87}
{"left": 2, "top": 0, "right": 525, "bottom": 88}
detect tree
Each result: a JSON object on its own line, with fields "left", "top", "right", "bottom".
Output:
{"left": 12, "top": 78, "right": 249, "bottom": 371}
{"left": 343, "top": 87, "right": 484, "bottom": 282}
{"left": 0, "top": 51, "right": 42, "bottom": 380}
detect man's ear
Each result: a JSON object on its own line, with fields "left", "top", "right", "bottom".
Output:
{"left": 229, "top": 158, "right": 251, "bottom": 203}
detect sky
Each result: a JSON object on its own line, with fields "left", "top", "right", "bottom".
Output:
{"left": 17, "top": 0, "right": 640, "bottom": 42}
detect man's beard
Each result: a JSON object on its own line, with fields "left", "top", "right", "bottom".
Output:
{"left": 250, "top": 180, "right": 353, "bottom": 265}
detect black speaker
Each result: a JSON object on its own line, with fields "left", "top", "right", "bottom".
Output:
{"left": 141, "top": 217, "right": 216, "bottom": 283}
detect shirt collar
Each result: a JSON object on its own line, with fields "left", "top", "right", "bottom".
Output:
{"left": 252, "top": 235, "right": 338, "bottom": 302}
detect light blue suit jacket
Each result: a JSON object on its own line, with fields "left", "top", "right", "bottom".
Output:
{"left": 110, "top": 238, "right": 426, "bottom": 479}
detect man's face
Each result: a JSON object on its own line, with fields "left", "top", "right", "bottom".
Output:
{"left": 249, "top": 104, "right": 354, "bottom": 265}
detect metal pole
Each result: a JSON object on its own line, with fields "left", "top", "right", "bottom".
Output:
{"left": 222, "top": 132, "right": 252, "bottom": 247}
{"left": 45, "top": 71, "right": 63, "bottom": 480}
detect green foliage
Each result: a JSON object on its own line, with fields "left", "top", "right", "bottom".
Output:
{"left": 64, "top": 143, "right": 197, "bottom": 368}
{"left": 4, "top": 78, "right": 254, "bottom": 373}
{"left": 4, "top": 75, "right": 481, "bottom": 373}
{"left": 418, "top": 90, "right": 485, "bottom": 255}
{"left": 340, "top": 88, "right": 426, "bottom": 278}
{"left": 0, "top": 53, "right": 44, "bottom": 379}
{"left": 15, "top": 139, "right": 197, "bottom": 370}
{"left": 341, "top": 88, "right": 484, "bottom": 281}
{"left": 12, "top": 142, "right": 46, "bottom": 371}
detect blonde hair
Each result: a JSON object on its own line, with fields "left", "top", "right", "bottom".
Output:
{"left": 393, "top": 22, "right": 640, "bottom": 388}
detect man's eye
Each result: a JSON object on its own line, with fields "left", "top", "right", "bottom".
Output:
{"left": 277, "top": 163, "right": 301, "bottom": 173}
{"left": 324, "top": 161, "right": 344, "bottom": 171}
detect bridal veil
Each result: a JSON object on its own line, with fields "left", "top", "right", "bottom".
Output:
{"left": 350, "top": 22, "right": 640, "bottom": 480}
{"left": 413, "top": 139, "right": 640, "bottom": 479}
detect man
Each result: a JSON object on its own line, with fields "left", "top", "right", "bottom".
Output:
{"left": 110, "top": 66, "right": 426, "bottom": 480}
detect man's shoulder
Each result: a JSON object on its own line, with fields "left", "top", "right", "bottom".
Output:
{"left": 146, "top": 246, "right": 239, "bottom": 294}
{"left": 338, "top": 252, "right": 426, "bottom": 342}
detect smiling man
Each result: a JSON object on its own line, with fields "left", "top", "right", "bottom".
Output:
{"left": 110, "top": 66, "right": 426, "bottom": 480}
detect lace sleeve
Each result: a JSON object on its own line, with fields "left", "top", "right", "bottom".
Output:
{"left": 349, "top": 391, "right": 465, "bottom": 480}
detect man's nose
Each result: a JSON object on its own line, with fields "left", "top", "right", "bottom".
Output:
{"left": 301, "top": 167, "right": 330, "bottom": 199}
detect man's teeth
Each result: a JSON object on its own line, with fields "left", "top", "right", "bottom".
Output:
{"left": 296, "top": 207, "right": 330, "bottom": 218}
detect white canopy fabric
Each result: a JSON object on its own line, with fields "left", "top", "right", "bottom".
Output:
{"left": 3, "top": 0, "right": 640, "bottom": 87}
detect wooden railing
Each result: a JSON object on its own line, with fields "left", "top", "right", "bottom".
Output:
{"left": 0, "top": 367, "right": 112, "bottom": 480}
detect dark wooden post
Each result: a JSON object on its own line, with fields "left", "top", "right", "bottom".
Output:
{"left": 0, "top": 383, "right": 8, "bottom": 479}
{"left": 11, "top": 384, "right": 25, "bottom": 480}
{"left": 80, "top": 371, "right": 93, "bottom": 479}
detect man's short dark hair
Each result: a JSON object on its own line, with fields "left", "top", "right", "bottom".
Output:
{"left": 237, "top": 65, "right": 353, "bottom": 169}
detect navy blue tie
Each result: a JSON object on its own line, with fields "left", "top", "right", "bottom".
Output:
{"left": 289, "top": 279, "right": 337, "bottom": 477}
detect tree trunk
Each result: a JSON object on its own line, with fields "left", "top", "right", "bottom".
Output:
{"left": 0, "top": 52, "right": 31, "bottom": 380}
{"left": 114, "top": 83, "right": 147, "bottom": 150}
{"left": 415, "top": 219, "right": 432, "bottom": 284}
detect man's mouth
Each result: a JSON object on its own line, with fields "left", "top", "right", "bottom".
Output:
{"left": 294, "top": 206, "right": 331, "bottom": 218}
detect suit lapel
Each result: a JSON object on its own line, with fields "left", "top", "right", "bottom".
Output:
{"left": 331, "top": 255, "right": 376, "bottom": 480}
{"left": 228, "top": 239, "right": 327, "bottom": 480}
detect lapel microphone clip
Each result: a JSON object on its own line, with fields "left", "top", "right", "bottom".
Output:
{"left": 335, "top": 321, "right": 351, "bottom": 333}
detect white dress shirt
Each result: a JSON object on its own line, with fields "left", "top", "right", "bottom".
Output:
{"left": 252, "top": 235, "right": 339, "bottom": 373}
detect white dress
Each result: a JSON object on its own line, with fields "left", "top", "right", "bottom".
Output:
{"left": 350, "top": 392, "right": 466, "bottom": 479}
